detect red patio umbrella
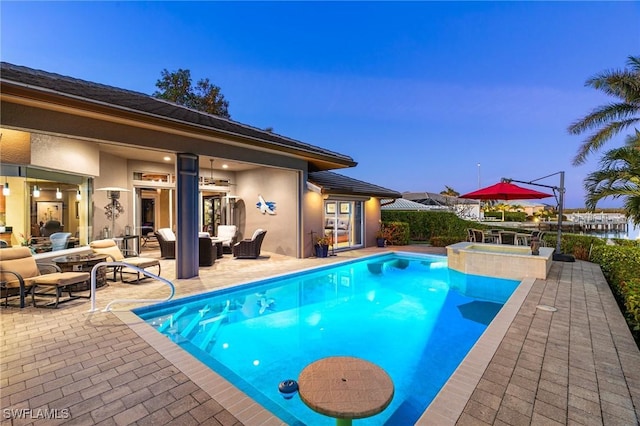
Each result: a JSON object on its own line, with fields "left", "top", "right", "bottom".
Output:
{"left": 459, "top": 181, "right": 553, "bottom": 201}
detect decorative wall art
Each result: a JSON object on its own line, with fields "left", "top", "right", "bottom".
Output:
{"left": 325, "top": 203, "right": 336, "bottom": 214}
{"left": 37, "top": 201, "right": 63, "bottom": 223}
{"left": 340, "top": 202, "right": 350, "bottom": 214}
{"left": 256, "top": 194, "right": 276, "bottom": 215}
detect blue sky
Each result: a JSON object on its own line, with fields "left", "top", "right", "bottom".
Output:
{"left": 2, "top": 1, "right": 639, "bottom": 208}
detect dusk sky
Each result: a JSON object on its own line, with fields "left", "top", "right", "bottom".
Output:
{"left": 2, "top": 1, "right": 639, "bottom": 208}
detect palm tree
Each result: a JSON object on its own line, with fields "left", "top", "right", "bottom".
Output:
{"left": 440, "top": 186, "right": 460, "bottom": 197}
{"left": 568, "top": 55, "right": 640, "bottom": 165}
{"left": 494, "top": 202, "right": 512, "bottom": 221}
{"left": 583, "top": 131, "right": 640, "bottom": 223}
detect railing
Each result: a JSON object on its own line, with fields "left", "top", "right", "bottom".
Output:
{"left": 88, "top": 261, "right": 175, "bottom": 312}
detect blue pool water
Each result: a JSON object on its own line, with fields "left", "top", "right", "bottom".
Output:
{"left": 134, "top": 253, "right": 520, "bottom": 425}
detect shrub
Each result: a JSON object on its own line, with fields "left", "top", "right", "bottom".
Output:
{"left": 611, "top": 238, "right": 640, "bottom": 247}
{"left": 381, "top": 211, "right": 469, "bottom": 242}
{"left": 430, "top": 236, "right": 464, "bottom": 247}
{"left": 382, "top": 221, "right": 410, "bottom": 245}
{"left": 590, "top": 245, "right": 640, "bottom": 344}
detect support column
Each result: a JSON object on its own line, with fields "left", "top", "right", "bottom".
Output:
{"left": 176, "top": 153, "right": 199, "bottom": 279}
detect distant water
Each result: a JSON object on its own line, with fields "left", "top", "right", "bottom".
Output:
{"left": 584, "top": 219, "right": 640, "bottom": 240}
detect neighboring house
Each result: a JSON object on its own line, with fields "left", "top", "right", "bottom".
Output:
{"left": 380, "top": 198, "right": 441, "bottom": 211}
{"left": 0, "top": 62, "right": 400, "bottom": 278}
{"left": 505, "top": 200, "right": 550, "bottom": 216}
{"left": 402, "top": 191, "right": 481, "bottom": 219}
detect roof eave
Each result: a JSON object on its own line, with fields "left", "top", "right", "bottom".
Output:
{"left": 0, "top": 79, "right": 358, "bottom": 170}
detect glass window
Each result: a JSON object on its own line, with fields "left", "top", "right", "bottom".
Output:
{"left": 1, "top": 166, "right": 90, "bottom": 252}
{"left": 322, "top": 200, "right": 363, "bottom": 250}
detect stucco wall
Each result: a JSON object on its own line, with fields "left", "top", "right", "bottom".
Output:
{"left": 303, "top": 188, "right": 325, "bottom": 258}
{"left": 235, "top": 167, "right": 299, "bottom": 256}
{"left": 31, "top": 134, "right": 100, "bottom": 177}
{"left": 93, "top": 153, "right": 130, "bottom": 239}
{"left": 365, "top": 197, "right": 382, "bottom": 246}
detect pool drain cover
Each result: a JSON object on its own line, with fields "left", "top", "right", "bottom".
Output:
{"left": 536, "top": 305, "right": 557, "bottom": 312}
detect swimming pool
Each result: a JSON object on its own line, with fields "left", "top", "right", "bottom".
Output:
{"left": 134, "top": 253, "right": 520, "bottom": 425}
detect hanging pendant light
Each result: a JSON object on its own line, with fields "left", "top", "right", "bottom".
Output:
{"left": 76, "top": 189, "right": 82, "bottom": 200}
{"left": 33, "top": 184, "right": 40, "bottom": 198}
{"left": 2, "top": 179, "right": 9, "bottom": 196}
{"left": 56, "top": 187, "right": 62, "bottom": 199}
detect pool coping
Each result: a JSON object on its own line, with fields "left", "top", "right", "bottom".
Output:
{"left": 114, "top": 256, "right": 535, "bottom": 426}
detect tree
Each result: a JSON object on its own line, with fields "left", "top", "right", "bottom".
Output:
{"left": 493, "top": 202, "right": 512, "bottom": 221}
{"left": 153, "top": 69, "right": 230, "bottom": 118}
{"left": 568, "top": 55, "right": 640, "bottom": 165}
{"left": 583, "top": 131, "right": 640, "bottom": 223}
{"left": 440, "top": 186, "right": 459, "bottom": 197}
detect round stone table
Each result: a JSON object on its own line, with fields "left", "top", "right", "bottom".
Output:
{"left": 298, "top": 356, "right": 394, "bottom": 426}
{"left": 52, "top": 253, "right": 108, "bottom": 291}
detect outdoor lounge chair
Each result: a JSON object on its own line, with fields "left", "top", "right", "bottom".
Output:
{"left": 232, "top": 229, "right": 267, "bottom": 259}
{"left": 198, "top": 232, "right": 215, "bottom": 266}
{"left": 155, "top": 228, "right": 176, "bottom": 259}
{"left": 89, "top": 239, "right": 160, "bottom": 283}
{"left": 49, "top": 232, "right": 72, "bottom": 251}
{"left": 0, "top": 247, "right": 90, "bottom": 308}
{"left": 215, "top": 225, "right": 237, "bottom": 254}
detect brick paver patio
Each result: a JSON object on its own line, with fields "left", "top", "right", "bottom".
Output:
{"left": 1, "top": 246, "right": 638, "bottom": 425}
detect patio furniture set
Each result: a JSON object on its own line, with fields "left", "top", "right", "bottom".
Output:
{"left": 1, "top": 226, "right": 268, "bottom": 309}
{"left": 467, "top": 228, "right": 546, "bottom": 246}
{"left": 0, "top": 238, "right": 161, "bottom": 309}
{"left": 155, "top": 225, "right": 267, "bottom": 262}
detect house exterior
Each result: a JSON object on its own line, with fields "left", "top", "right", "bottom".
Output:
{"left": 0, "top": 62, "right": 400, "bottom": 278}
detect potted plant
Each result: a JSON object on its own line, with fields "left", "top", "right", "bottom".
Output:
{"left": 375, "top": 226, "right": 391, "bottom": 248}
{"left": 315, "top": 235, "right": 331, "bottom": 258}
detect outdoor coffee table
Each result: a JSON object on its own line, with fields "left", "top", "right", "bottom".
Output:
{"left": 298, "top": 356, "right": 394, "bottom": 426}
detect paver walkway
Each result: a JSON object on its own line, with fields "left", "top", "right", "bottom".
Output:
{"left": 1, "top": 246, "right": 638, "bottom": 425}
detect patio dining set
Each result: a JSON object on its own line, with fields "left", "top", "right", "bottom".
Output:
{"left": 467, "top": 228, "right": 546, "bottom": 246}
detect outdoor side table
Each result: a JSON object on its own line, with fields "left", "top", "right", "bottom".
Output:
{"left": 210, "top": 238, "right": 224, "bottom": 258}
{"left": 113, "top": 235, "right": 140, "bottom": 257}
{"left": 298, "top": 356, "right": 394, "bottom": 426}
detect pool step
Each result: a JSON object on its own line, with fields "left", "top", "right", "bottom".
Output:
{"left": 157, "top": 306, "right": 188, "bottom": 333}
{"left": 179, "top": 305, "right": 210, "bottom": 339}
{"left": 196, "top": 301, "right": 230, "bottom": 351}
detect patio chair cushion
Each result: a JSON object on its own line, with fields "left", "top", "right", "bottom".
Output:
{"left": 216, "top": 225, "right": 237, "bottom": 244}
{"left": 250, "top": 228, "right": 265, "bottom": 240}
{"left": 157, "top": 228, "right": 176, "bottom": 242}
{"left": 90, "top": 239, "right": 125, "bottom": 261}
{"left": 29, "top": 272, "right": 89, "bottom": 286}
{"left": 120, "top": 257, "right": 160, "bottom": 269}
{"left": 0, "top": 247, "right": 40, "bottom": 284}
{"left": 155, "top": 229, "right": 176, "bottom": 259}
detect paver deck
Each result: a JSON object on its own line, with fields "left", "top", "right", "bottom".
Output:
{"left": 1, "top": 246, "right": 638, "bottom": 425}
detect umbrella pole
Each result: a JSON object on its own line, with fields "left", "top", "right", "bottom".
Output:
{"left": 555, "top": 171, "right": 564, "bottom": 255}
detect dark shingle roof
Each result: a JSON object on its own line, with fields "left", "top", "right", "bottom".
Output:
{"left": 0, "top": 62, "right": 356, "bottom": 168}
{"left": 403, "top": 191, "right": 479, "bottom": 205}
{"left": 308, "top": 171, "right": 401, "bottom": 198}
{"left": 381, "top": 198, "right": 449, "bottom": 211}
